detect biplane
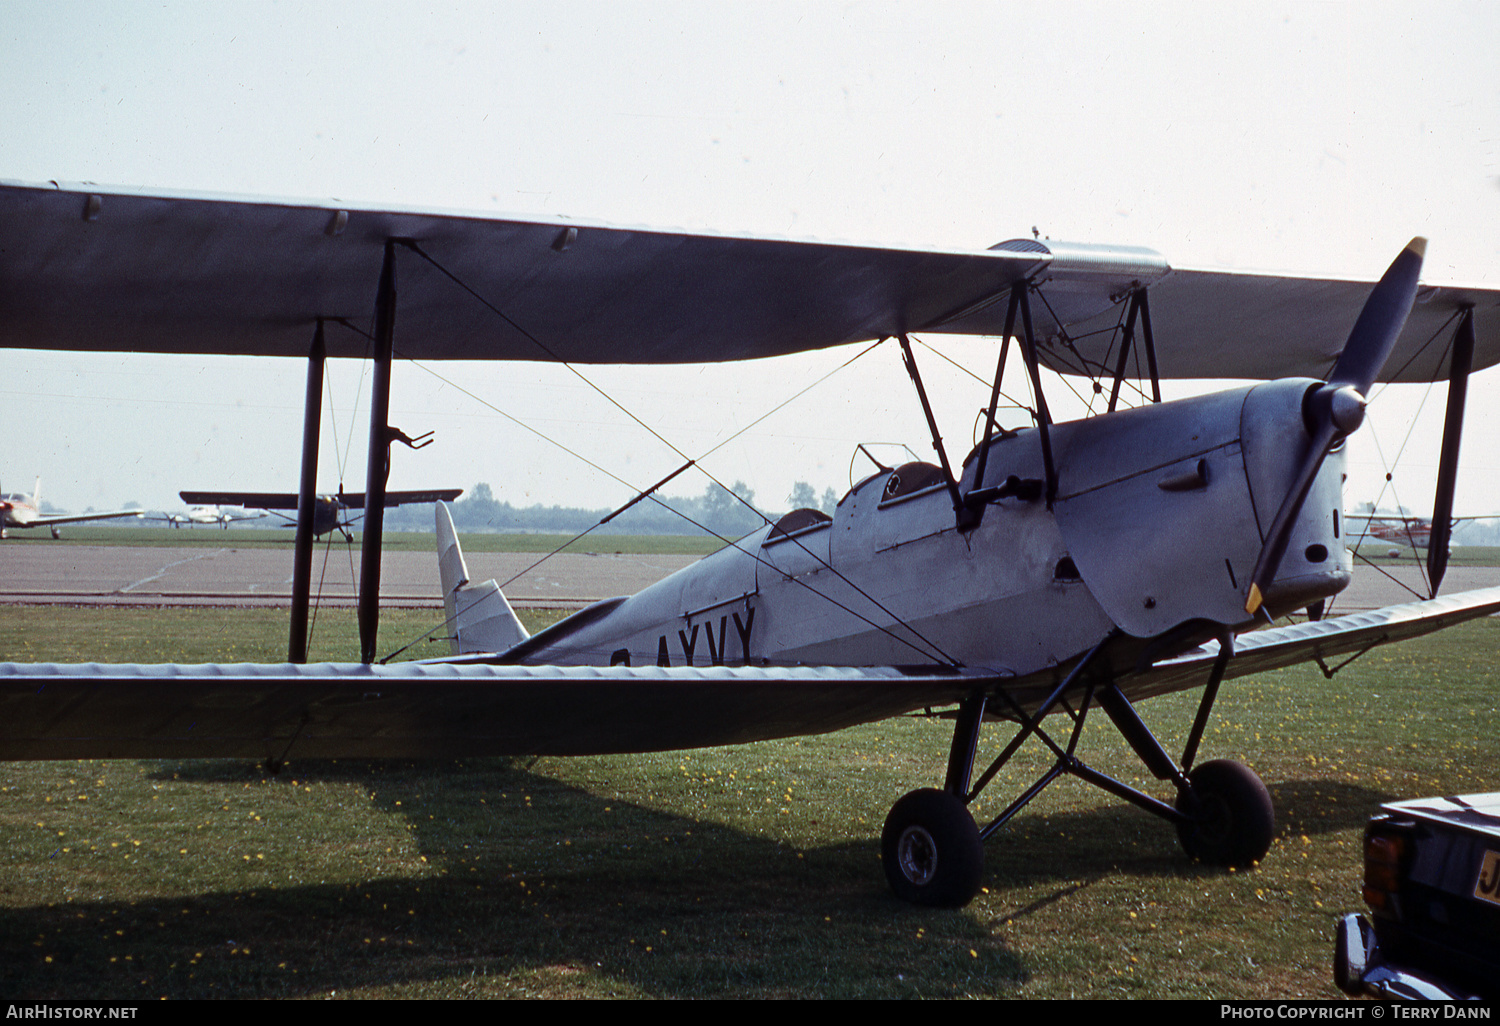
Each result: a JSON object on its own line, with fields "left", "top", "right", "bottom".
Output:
{"left": 2, "top": 180, "right": 1499, "bottom": 907}
{"left": 178, "top": 488, "right": 464, "bottom": 541}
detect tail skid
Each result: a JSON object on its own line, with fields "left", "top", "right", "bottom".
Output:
{"left": 436, "top": 502, "right": 529, "bottom": 656}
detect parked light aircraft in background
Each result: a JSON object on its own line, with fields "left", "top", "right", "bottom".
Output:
{"left": 179, "top": 489, "right": 463, "bottom": 541}
{"left": 0, "top": 477, "right": 141, "bottom": 538}
{"left": 1349, "top": 512, "right": 1441, "bottom": 554}
{"left": 156, "top": 504, "right": 266, "bottom": 529}
{"left": 1363, "top": 514, "right": 1438, "bottom": 549}
{"left": 2, "top": 181, "right": 1499, "bottom": 906}
{"left": 1345, "top": 511, "right": 1500, "bottom": 553}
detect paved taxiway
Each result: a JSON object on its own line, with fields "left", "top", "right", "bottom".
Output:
{"left": 0, "top": 544, "right": 699, "bottom": 609}
{"left": 4, "top": 541, "right": 1499, "bottom": 612}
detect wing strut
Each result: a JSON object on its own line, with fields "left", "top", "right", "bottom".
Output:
{"left": 965, "top": 282, "right": 1057, "bottom": 522}
{"left": 358, "top": 241, "right": 398, "bottom": 664}
{"left": 1013, "top": 284, "right": 1058, "bottom": 506}
{"left": 1427, "top": 307, "right": 1475, "bottom": 595}
{"left": 288, "top": 320, "right": 327, "bottom": 663}
{"left": 1106, "top": 289, "right": 1162, "bottom": 412}
{"left": 897, "top": 334, "right": 978, "bottom": 531}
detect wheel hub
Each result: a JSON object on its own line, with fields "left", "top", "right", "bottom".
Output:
{"left": 896, "top": 824, "right": 939, "bottom": 885}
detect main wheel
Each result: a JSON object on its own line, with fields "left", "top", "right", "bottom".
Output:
{"left": 1175, "top": 759, "right": 1275, "bottom": 866}
{"left": 881, "top": 788, "right": 984, "bottom": 907}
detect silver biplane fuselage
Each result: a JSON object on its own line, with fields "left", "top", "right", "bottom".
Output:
{"left": 479, "top": 378, "right": 1348, "bottom": 694}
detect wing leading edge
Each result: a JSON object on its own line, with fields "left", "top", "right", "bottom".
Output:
{"left": 15, "top": 509, "right": 143, "bottom": 528}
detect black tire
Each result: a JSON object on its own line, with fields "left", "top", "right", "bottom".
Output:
{"left": 1175, "top": 759, "right": 1275, "bottom": 866}
{"left": 881, "top": 788, "right": 984, "bottom": 907}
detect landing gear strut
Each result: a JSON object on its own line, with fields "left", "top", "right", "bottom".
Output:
{"left": 882, "top": 632, "right": 1274, "bottom": 906}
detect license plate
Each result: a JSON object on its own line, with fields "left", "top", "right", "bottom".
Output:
{"left": 1475, "top": 849, "right": 1500, "bottom": 906}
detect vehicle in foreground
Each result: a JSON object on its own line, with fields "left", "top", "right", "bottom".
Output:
{"left": 1335, "top": 792, "right": 1500, "bottom": 1000}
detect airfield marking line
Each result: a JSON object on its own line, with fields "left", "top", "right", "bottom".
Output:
{"left": 117, "top": 549, "right": 227, "bottom": 593}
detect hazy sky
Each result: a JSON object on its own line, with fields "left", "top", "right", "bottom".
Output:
{"left": 3, "top": 1, "right": 1498, "bottom": 521}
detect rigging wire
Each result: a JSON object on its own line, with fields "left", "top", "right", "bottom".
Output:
{"left": 1026, "top": 286, "right": 1156, "bottom": 415}
{"left": 324, "top": 315, "right": 377, "bottom": 492}
{"left": 401, "top": 242, "right": 774, "bottom": 523}
{"left": 393, "top": 351, "right": 962, "bottom": 665}
{"left": 374, "top": 246, "right": 962, "bottom": 665}
{"left": 395, "top": 240, "right": 911, "bottom": 651}
{"left": 1326, "top": 314, "right": 1464, "bottom": 616}
{"left": 495, "top": 460, "right": 697, "bottom": 592}
{"left": 376, "top": 464, "right": 962, "bottom": 667}
{"left": 400, "top": 240, "right": 695, "bottom": 464}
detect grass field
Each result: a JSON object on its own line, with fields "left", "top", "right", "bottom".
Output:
{"left": 2, "top": 605, "right": 1497, "bottom": 999}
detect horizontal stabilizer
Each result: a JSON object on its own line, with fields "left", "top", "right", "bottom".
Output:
{"left": 436, "top": 502, "right": 528, "bottom": 655}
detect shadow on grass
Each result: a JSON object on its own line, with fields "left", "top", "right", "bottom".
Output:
{"left": 5, "top": 757, "right": 1395, "bottom": 998}
{"left": 1270, "top": 779, "right": 1397, "bottom": 837}
{"left": 4, "top": 758, "right": 1026, "bottom": 999}
{"left": 954, "top": 776, "right": 1393, "bottom": 892}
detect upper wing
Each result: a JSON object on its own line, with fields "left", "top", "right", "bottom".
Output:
{"left": 345, "top": 489, "right": 466, "bottom": 509}
{"left": 27, "top": 509, "right": 142, "bottom": 527}
{"left": 0, "top": 181, "right": 1043, "bottom": 365}
{"left": 1021, "top": 265, "right": 1500, "bottom": 385}
{"left": 179, "top": 489, "right": 462, "bottom": 509}
{"left": 5, "top": 180, "right": 1496, "bottom": 380}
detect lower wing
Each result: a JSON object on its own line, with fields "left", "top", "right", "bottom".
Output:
{"left": 3, "top": 588, "right": 1497, "bottom": 762}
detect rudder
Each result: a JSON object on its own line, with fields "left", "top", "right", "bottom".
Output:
{"left": 436, "top": 502, "right": 530, "bottom": 655}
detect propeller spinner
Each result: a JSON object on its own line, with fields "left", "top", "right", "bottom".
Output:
{"left": 1244, "top": 238, "right": 1426, "bottom": 615}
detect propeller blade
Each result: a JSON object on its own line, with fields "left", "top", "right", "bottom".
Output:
{"left": 1244, "top": 418, "right": 1340, "bottom": 615}
{"left": 1327, "top": 238, "right": 1426, "bottom": 394}
{"left": 1244, "top": 238, "right": 1426, "bottom": 616}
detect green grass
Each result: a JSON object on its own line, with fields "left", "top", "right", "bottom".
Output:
{"left": 0, "top": 606, "right": 564, "bottom": 666}
{"left": 1350, "top": 542, "right": 1500, "bottom": 567}
{"left": 5, "top": 525, "right": 726, "bottom": 555}
{"left": 3, "top": 606, "right": 1498, "bottom": 998}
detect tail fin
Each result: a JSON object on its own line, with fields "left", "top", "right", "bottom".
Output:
{"left": 436, "top": 502, "right": 530, "bottom": 656}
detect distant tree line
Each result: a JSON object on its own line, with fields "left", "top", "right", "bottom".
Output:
{"left": 381, "top": 480, "right": 841, "bottom": 537}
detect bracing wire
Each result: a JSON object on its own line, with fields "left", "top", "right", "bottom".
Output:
{"left": 373, "top": 245, "right": 963, "bottom": 666}
{"left": 1324, "top": 313, "right": 1465, "bottom": 617}
{"left": 389, "top": 351, "right": 962, "bottom": 666}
